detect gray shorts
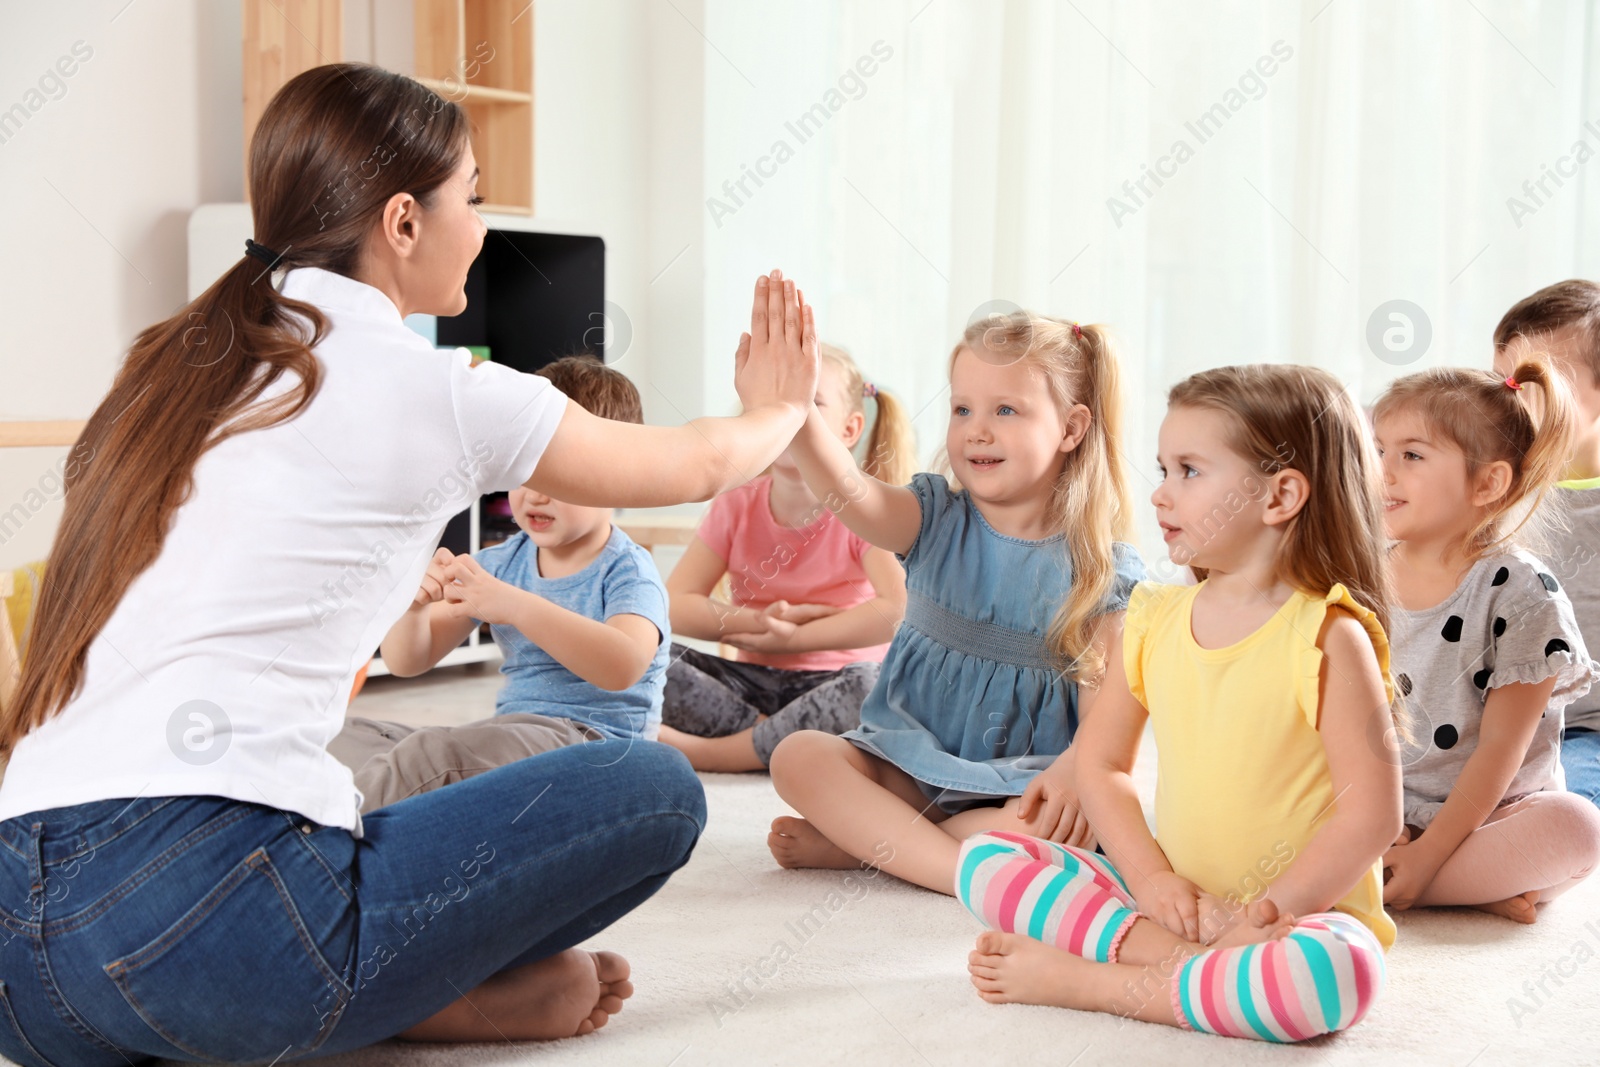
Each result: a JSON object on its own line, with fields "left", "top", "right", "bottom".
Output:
{"left": 661, "top": 644, "right": 879, "bottom": 765}
{"left": 329, "top": 713, "right": 601, "bottom": 813}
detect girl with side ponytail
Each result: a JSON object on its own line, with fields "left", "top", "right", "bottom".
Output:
{"left": 1374, "top": 362, "right": 1600, "bottom": 925}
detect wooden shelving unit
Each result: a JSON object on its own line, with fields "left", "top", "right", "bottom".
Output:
{"left": 241, "top": 0, "right": 535, "bottom": 215}
{"left": 414, "top": 0, "right": 535, "bottom": 215}
{"left": 241, "top": 0, "right": 343, "bottom": 182}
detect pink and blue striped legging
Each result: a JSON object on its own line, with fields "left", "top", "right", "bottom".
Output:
{"left": 955, "top": 831, "right": 1386, "bottom": 1042}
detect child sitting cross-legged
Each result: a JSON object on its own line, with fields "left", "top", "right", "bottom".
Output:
{"left": 330, "top": 356, "right": 671, "bottom": 811}
{"left": 955, "top": 365, "right": 1401, "bottom": 1042}
{"left": 1374, "top": 362, "right": 1600, "bottom": 924}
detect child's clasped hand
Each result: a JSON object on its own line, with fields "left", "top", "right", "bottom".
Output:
{"left": 410, "top": 547, "right": 457, "bottom": 609}
{"left": 439, "top": 554, "right": 527, "bottom": 626}
{"left": 408, "top": 547, "right": 531, "bottom": 627}
{"left": 720, "top": 601, "right": 841, "bottom": 654}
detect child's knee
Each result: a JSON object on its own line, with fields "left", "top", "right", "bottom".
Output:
{"left": 954, "top": 830, "right": 1033, "bottom": 887}
{"left": 1553, "top": 793, "right": 1600, "bottom": 872}
{"left": 768, "top": 729, "right": 835, "bottom": 788}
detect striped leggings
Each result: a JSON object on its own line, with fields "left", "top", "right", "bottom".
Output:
{"left": 956, "top": 831, "right": 1385, "bottom": 1042}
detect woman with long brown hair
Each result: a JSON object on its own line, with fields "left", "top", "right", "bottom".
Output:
{"left": 0, "top": 64, "right": 816, "bottom": 1062}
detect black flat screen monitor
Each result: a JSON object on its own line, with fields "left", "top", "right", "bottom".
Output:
{"left": 435, "top": 229, "right": 607, "bottom": 373}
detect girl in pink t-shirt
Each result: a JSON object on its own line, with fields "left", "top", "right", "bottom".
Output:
{"left": 658, "top": 346, "right": 915, "bottom": 771}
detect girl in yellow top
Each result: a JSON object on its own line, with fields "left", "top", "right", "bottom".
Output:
{"left": 954, "top": 365, "right": 1404, "bottom": 1042}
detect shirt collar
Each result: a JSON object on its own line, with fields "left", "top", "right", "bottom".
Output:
{"left": 278, "top": 266, "right": 404, "bottom": 323}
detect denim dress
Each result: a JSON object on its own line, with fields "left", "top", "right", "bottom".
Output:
{"left": 842, "top": 473, "right": 1146, "bottom": 813}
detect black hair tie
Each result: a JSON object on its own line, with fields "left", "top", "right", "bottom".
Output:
{"left": 244, "top": 238, "right": 285, "bottom": 267}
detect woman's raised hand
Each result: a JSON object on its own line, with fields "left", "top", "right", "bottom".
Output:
{"left": 734, "top": 269, "right": 817, "bottom": 417}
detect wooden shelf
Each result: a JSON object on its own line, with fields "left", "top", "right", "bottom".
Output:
{"left": 0, "top": 421, "right": 87, "bottom": 448}
{"left": 241, "top": 2, "right": 534, "bottom": 215}
{"left": 241, "top": 0, "right": 343, "bottom": 183}
{"left": 412, "top": 77, "right": 531, "bottom": 105}
{"left": 416, "top": 0, "right": 535, "bottom": 214}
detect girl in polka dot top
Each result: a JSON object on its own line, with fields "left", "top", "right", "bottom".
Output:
{"left": 1374, "top": 360, "right": 1600, "bottom": 925}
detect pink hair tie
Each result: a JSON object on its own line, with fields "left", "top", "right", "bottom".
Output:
{"left": 1071, "top": 321, "right": 1083, "bottom": 338}
{"left": 1505, "top": 376, "right": 1522, "bottom": 391}
{"left": 863, "top": 382, "right": 878, "bottom": 399}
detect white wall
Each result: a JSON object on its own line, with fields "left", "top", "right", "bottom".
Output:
{"left": 0, "top": 0, "right": 241, "bottom": 567}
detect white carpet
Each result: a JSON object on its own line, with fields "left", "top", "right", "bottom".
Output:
{"left": 300, "top": 770, "right": 1598, "bottom": 1067}
{"left": 15, "top": 668, "right": 1590, "bottom": 1066}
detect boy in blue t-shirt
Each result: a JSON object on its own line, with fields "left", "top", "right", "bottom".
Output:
{"left": 329, "top": 357, "right": 672, "bottom": 811}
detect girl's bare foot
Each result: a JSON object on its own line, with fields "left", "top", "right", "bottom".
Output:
{"left": 969, "top": 930, "right": 1194, "bottom": 1029}
{"left": 1473, "top": 889, "right": 1540, "bottom": 924}
{"left": 768, "top": 815, "right": 860, "bottom": 870}
{"left": 1208, "top": 898, "right": 1297, "bottom": 951}
{"left": 398, "top": 948, "right": 633, "bottom": 1042}
{"left": 967, "top": 930, "right": 1088, "bottom": 1007}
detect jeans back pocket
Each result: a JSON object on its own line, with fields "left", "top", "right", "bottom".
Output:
{"left": 104, "top": 848, "right": 351, "bottom": 1062}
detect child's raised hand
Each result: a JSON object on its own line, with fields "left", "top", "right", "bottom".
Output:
{"left": 440, "top": 554, "right": 521, "bottom": 627}
{"left": 733, "top": 270, "right": 817, "bottom": 417}
{"left": 1136, "top": 870, "right": 1205, "bottom": 944}
{"left": 411, "top": 547, "right": 457, "bottom": 609}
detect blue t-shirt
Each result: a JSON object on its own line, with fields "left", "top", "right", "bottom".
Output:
{"left": 472, "top": 525, "right": 670, "bottom": 740}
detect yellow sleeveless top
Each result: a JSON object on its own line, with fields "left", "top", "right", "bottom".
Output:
{"left": 1123, "top": 580, "right": 1397, "bottom": 950}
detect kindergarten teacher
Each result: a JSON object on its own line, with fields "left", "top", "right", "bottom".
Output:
{"left": 0, "top": 64, "right": 816, "bottom": 1064}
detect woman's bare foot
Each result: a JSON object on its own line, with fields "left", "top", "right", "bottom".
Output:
{"left": 1473, "top": 889, "right": 1540, "bottom": 924}
{"left": 768, "top": 815, "right": 861, "bottom": 870}
{"left": 967, "top": 930, "right": 1089, "bottom": 1007}
{"left": 398, "top": 948, "right": 633, "bottom": 1042}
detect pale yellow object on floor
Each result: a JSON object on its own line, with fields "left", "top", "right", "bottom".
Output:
{"left": 0, "top": 569, "right": 16, "bottom": 716}
{"left": 0, "top": 562, "right": 47, "bottom": 790}
{"left": 0, "top": 418, "right": 84, "bottom": 788}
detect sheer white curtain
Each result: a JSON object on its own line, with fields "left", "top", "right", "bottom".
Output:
{"left": 695, "top": 0, "right": 1600, "bottom": 555}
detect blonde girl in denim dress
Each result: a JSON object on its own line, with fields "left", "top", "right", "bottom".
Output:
{"left": 767, "top": 310, "right": 1145, "bottom": 894}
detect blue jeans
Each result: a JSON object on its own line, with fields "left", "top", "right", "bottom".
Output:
{"left": 0, "top": 742, "right": 705, "bottom": 1065}
{"left": 1563, "top": 727, "right": 1600, "bottom": 806}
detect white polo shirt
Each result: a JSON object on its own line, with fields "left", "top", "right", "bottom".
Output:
{"left": 0, "top": 267, "right": 568, "bottom": 834}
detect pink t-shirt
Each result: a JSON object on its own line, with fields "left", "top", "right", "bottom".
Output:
{"left": 696, "top": 476, "right": 892, "bottom": 671}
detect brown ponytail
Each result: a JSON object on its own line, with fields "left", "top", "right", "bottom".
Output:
{"left": 2, "top": 64, "right": 470, "bottom": 754}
